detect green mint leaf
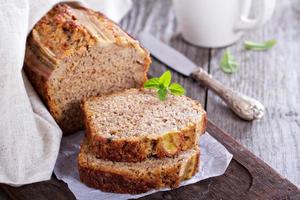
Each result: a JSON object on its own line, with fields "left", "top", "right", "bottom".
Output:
{"left": 220, "top": 49, "right": 239, "bottom": 74}
{"left": 169, "top": 83, "right": 185, "bottom": 96}
{"left": 244, "top": 40, "right": 276, "bottom": 51}
{"left": 144, "top": 71, "right": 186, "bottom": 101}
{"left": 159, "top": 71, "right": 172, "bottom": 88}
{"left": 158, "top": 88, "right": 168, "bottom": 101}
{"left": 144, "top": 78, "right": 160, "bottom": 89}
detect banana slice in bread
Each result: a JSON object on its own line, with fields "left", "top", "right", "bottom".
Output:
{"left": 82, "top": 89, "right": 206, "bottom": 162}
{"left": 78, "top": 139, "right": 200, "bottom": 194}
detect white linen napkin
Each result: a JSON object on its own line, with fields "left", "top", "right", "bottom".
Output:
{"left": 0, "top": 0, "right": 132, "bottom": 186}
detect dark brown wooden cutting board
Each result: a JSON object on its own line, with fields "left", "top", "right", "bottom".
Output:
{"left": 0, "top": 120, "right": 299, "bottom": 200}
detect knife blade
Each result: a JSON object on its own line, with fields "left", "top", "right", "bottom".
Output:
{"left": 137, "top": 31, "right": 265, "bottom": 120}
{"left": 138, "top": 32, "right": 196, "bottom": 76}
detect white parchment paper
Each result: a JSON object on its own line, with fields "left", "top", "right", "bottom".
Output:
{"left": 54, "top": 132, "right": 233, "bottom": 200}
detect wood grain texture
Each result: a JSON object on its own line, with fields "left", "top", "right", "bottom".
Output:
{"left": 206, "top": 0, "right": 300, "bottom": 187}
{"left": 123, "top": 0, "right": 300, "bottom": 187}
{"left": 1, "top": 0, "right": 300, "bottom": 199}
{"left": 138, "top": 121, "right": 300, "bottom": 200}
{"left": 1, "top": 121, "right": 298, "bottom": 200}
{"left": 0, "top": 176, "right": 76, "bottom": 200}
{"left": 120, "top": 0, "right": 209, "bottom": 104}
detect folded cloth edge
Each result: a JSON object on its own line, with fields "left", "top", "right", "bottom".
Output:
{"left": 0, "top": 0, "right": 132, "bottom": 186}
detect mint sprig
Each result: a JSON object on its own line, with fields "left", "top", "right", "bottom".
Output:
{"left": 144, "top": 71, "right": 185, "bottom": 101}
{"left": 244, "top": 40, "right": 276, "bottom": 51}
{"left": 220, "top": 49, "right": 239, "bottom": 74}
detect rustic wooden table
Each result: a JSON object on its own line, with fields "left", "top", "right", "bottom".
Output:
{"left": 0, "top": 0, "right": 299, "bottom": 199}
{"left": 119, "top": 0, "right": 300, "bottom": 187}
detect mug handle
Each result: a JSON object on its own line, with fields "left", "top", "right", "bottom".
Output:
{"left": 235, "top": 0, "right": 276, "bottom": 30}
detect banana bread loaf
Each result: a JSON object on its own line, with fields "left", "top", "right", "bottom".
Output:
{"left": 24, "top": 3, "right": 151, "bottom": 134}
{"left": 78, "top": 139, "right": 200, "bottom": 194}
{"left": 82, "top": 89, "right": 206, "bottom": 162}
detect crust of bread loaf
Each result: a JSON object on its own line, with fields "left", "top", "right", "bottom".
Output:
{"left": 82, "top": 89, "right": 207, "bottom": 162}
{"left": 78, "top": 145, "right": 200, "bottom": 194}
{"left": 23, "top": 45, "right": 69, "bottom": 132}
{"left": 24, "top": 3, "right": 151, "bottom": 134}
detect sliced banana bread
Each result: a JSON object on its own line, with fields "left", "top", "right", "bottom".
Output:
{"left": 82, "top": 89, "right": 206, "bottom": 162}
{"left": 24, "top": 3, "right": 151, "bottom": 134}
{"left": 78, "top": 139, "right": 200, "bottom": 194}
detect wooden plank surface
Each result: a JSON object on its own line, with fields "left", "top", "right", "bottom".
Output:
{"left": 1, "top": 0, "right": 299, "bottom": 199}
{"left": 139, "top": 121, "right": 300, "bottom": 200}
{"left": 121, "top": 0, "right": 300, "bottom": 187}
{"left": 206, "top": 0, "right": 300, "bottom": 187}
{"left": 120, "top": 0, "right": 209, "bottom": 105}
{"left": 1, "top": 120, "right": 299, "bottom": 200}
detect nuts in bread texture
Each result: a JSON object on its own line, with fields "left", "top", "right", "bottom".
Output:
{"left": 82, "top": 89, "right": 207, "bottom": 162}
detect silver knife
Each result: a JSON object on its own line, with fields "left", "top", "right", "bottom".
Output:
{"left": 138, "top": 32, "right": 264, "bottom": 120}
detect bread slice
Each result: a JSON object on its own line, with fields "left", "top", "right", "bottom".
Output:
{"left": 78, "top": 139, "right": 200, "bottom": 194}
{"left": 24, "top": 3, "right": 151, "bottom": 134}
{"left": 82, "top": 89, "right": 206, "bottom": 162}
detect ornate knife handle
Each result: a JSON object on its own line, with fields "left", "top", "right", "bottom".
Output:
{"left": 192, "top": 67, "right": 265, "bottom": 120}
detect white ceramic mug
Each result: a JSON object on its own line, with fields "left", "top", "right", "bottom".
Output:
{"left": 172, "top": 0, "right": 276, "bottom": 48}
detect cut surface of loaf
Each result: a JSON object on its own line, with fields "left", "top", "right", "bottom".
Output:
{"left": 82, "top": 89, "right": 206, "bottom": 162}
{"left": 24, "top": 3, "right": 151, "bottom": 134}
{"left": 78, "top": 139, "right": 200, "bottom": 194}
